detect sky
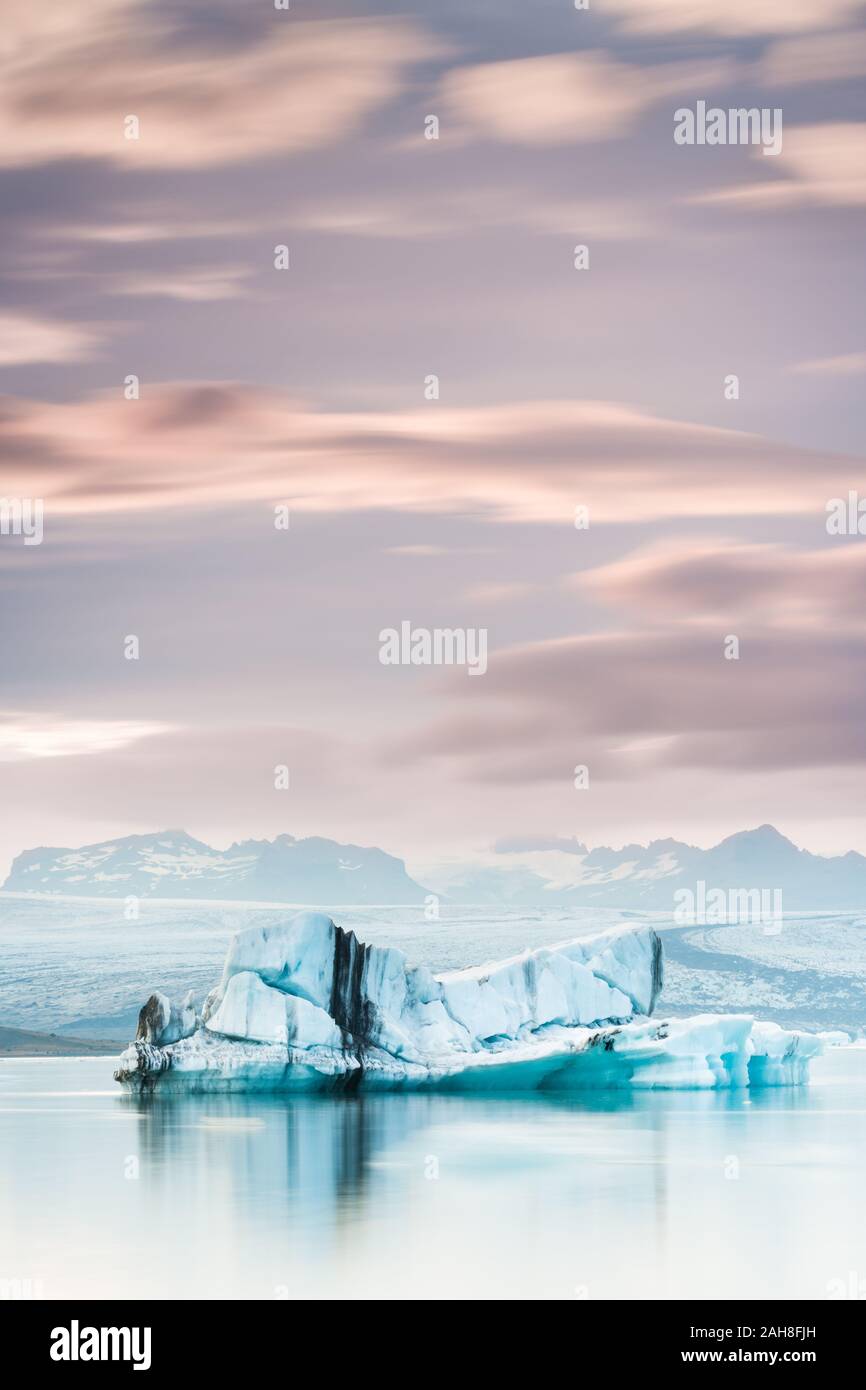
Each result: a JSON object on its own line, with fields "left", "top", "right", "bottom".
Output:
{"left": 1, "top": 0, "right": 866, "bottom": 879}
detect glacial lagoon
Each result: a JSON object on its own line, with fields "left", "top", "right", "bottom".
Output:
{"left": 2, "top": 1048, "right": 865, "bottom": 1300}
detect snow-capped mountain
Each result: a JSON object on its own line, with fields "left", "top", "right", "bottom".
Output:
{"left": 2, "top": 831, "right": 430, "bottom": 905}
{"left": 6, "top": 824, "right": 866, "bottom": 911}
{"left": 430, "top": 826, "right": 866, "bottom": 911}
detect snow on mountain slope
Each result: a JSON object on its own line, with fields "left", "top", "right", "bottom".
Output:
{"left": 431, "top": 826, "right": 866, "bottom": 910}
{"left": 8, "top": 824, "right": 866, "bottom": 910}
{"left": 3, "top": 831, "right": 430, "bottom": 905}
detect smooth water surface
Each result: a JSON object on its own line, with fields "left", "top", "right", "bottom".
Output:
{"left": 2, "top": 1050, "right": 865, "bottom": 1300}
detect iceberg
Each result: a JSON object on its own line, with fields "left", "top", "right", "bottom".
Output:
{"left": 114, "top": 912, "right": 820, "bottom": 1093}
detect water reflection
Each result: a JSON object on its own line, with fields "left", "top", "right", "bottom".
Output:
{"left": 129, "top": 1089, "right": 644, "bottom": 1222}
{"left": 124, "top": 1084, "right": 688, "bottom": 1263}
{"left": 5, "top": 1056, "right": 866, "bottom": 1299}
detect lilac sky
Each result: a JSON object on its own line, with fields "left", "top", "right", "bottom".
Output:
{"left": 1, "top": 0, "right": 866, "bottom": 878}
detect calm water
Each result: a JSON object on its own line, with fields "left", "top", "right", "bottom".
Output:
{"left": 2, "top": 1050, "right": 866, "bottom": 1300}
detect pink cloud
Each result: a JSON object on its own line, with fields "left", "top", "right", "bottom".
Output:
{"left": 0, "top": 313, "right": 104, "bottom": 365}
{"left": 439, "top": 51, "right": 733, "bottom": 145}
{"left": 604, "top": 0, "right": 862, "bottom": 37}
{"left": 693, "top": 123, "right": 866, "bottom": 209}
{"left": 1, "top": 384, "right": 859, "bottom": 526}
{"left": 0, "top": 5, "right": 431, "bottom": 169}
{"left": 576, "top": 538, "right": 866, "bottom": 630}
{"left": 399, "top": 625, "right": 866, "bottom": 783}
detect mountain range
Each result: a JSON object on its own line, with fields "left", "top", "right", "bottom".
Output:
{"left": 2, "top": 831, "right": 429, "bottom": 905}
{"left": 4, "top": 825, "right": 866, "bottom": 910}
{"left": 434, "top": 825, "right": 866, "bottom": 911}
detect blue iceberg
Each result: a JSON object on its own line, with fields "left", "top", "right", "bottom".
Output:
{"left": 114, "top": 913, "right": 820, "bottom": 1092}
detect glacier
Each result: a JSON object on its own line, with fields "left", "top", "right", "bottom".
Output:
{"left": 114, "top": 912, "right": 821, "bottom": 1093}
